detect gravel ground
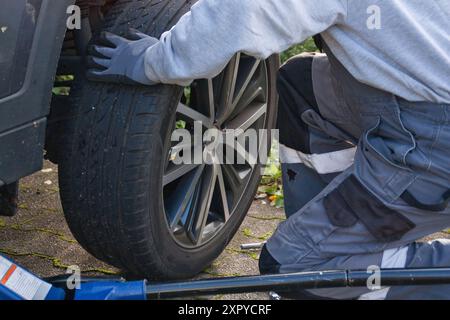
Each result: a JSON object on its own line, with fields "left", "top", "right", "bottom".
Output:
{"left": 0, "top": 162, "right": 285, "bottom": 300}
{"left": 1, "top": 161, "right": 448, "bottom": 300}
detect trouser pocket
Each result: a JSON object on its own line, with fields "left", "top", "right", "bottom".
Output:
{"left": 355, "top": 99, "right": 419, "bottom": 202}
{"left": 362, "top": 112, "right": 416, "bottom": 171}
{"left": 324, "top": 175, "right": 416, "bottom": 242}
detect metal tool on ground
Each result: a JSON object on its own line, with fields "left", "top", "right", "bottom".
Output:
{"left": 240, "top": 242, "right": 267, "bottom": 251}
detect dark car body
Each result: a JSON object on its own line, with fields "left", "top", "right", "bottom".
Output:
{"left": 0, "top": 0, "right": 75, "bottom": 215}
{"left": 0, "top": 0, "right": 74, "bottom": 186}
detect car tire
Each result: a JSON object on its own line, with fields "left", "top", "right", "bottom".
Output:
{"left": 59, "top": 0, "right": 279, "bottom": 280}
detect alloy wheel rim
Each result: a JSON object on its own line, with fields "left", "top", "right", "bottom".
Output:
{"left": 163, "top": 53, "right": 269, "bottom": 248}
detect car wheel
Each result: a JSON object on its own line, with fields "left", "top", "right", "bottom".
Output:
{"left": 59, "top": 0, "right": 279, "bottom": 280}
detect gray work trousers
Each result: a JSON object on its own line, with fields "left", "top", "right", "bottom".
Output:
{"left": 260, "top": 49, "right": 450, "bottom": 300}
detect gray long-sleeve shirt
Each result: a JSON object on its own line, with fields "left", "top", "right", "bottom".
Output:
{"left": 144, "top": 0, "right": 450, "bottom": 104}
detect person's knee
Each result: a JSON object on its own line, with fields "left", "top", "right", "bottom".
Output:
{"left": 277, "top": 56, "right": 314, "bottom": 100}
{"left": 276, "top": 54, "right": 320, "bottom": 151}
{"left": 258, "top": 245, "right": 282, "bottom": 275}
{"left": 259, "top": 245, "right": 333, "bottom": 300}
{"left": 259, "top": 244, "right": 313, "bottom": 275}
{"left": 276, "top": 54, "right": 317, "bottom": 108}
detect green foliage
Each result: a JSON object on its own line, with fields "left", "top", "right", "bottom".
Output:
{"left": 184, "top": 87, "right": 192, "bottom": 105}
{"left": 259, "top": 144, "right": 284, "bottom": 208}
{"left": 176, "top": 120, "right": 187, "bottom": 129}
{"left": 281, "top": 38, "right": 318, "bottom": 63}
{"left": 52, "top": 87, "right": 70, "bottom": 96}
{"left": 52, "top": 75, "right": 74, "bottom": 96}
{"left": 242, "top": 228, "right": 273, "bottom": 241}
{"left": 56, "top": 75, "right": 74, "bottom": 81}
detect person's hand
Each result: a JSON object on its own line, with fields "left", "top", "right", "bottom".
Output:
{"left": 86, "top": 29, "right": 159, "bottom": 85}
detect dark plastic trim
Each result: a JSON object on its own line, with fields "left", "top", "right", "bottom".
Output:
{"left": 0, "top": 0, "right": 75, "bottom": 183}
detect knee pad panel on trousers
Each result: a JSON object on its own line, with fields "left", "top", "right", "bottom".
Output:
{"left": 276, "top": 54, "right": 319, "bottom": 153}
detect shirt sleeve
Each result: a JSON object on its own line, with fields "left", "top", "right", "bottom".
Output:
{"left": 144, "top": 0, "right": 348, "bottom": 86}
